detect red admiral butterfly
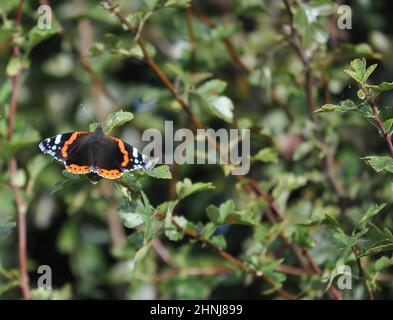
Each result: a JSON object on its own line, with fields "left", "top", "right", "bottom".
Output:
{"left": 39, "top": 126, "right": 150, "bottom": 179}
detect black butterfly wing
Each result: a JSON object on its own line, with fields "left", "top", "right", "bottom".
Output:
{"left": 93, "top": 136, "right": 150, "bottom": 179}
{"left": 39, "top": 131, "right": 90, "bottom": 163}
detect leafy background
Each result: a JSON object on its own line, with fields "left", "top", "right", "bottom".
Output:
{"left": 1, "top": 0, "right": 393, "bottom": 300}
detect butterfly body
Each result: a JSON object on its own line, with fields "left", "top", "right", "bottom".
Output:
{"left": 39, "top": 126, "right": 149, "bottom": 179}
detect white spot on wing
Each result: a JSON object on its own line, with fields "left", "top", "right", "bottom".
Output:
{"left": 133, "top": 147, "right": 138, "bottom": 158}
{"left": 55, "top": 135, "right": 61, "bottom": 144}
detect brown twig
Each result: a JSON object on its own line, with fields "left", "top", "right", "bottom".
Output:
{"left": 359, "top": 85, "right": 393, "bottom": 156}
{"left": 7, "top": 0, "right": 30, "bottom": 300}
{"left": 352, "top": 246, "right": 374, "bottom": 300}
{"left": 152, "top": 238, "right": 178, "bottom": 270}
{"left": 170, "top": 217, "right": 296, "bottom": 299}
{"left": 190, "top": 5, "right": 252, "bottom": 75}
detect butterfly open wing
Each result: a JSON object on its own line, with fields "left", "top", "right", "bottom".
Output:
{"left": 39, "top": 132, "right": 90, "bottom": 163}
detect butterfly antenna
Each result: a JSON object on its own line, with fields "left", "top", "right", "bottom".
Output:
{"left": 81, "top": 104, "right": 97, "bottom": 123}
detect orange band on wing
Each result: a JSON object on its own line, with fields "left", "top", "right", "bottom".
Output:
{"left": 97, "top": 168, "right": 123, "bottom": 179}
{"left": 110, "top": 137, "right": 129, "bottom": 167}
{"left": 61, "top": 132, "right": 81, "bottom": 158}
{"left": 66, "top": 164, "right": 92, "bottom": 174}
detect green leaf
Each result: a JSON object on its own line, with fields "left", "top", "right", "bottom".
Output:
{"left": 374, "top": 256, "right": 393, "bottom": 271}
{"left": 165, "top": 216, "right": 188, "bottom": 241}
{"left": 6, "top": 56, "right": 29, "bottom": 76}
{"left": 316, "top": 100, "right": 357, "bottom": 113}
{"left": 23, "top": 27, "right": 59, "bottom": 53}
{"left": 102, "top": 111, "right": 134, "bottom": 134}
{"left": 360, "top": 241, "right": 393, "bottom": 257}
{"left": 363, "top": 156, "right": 393, "bottom": 174}
{"left": 206, "top": 200, "right": 258, "bottom": 226}
{"left": 145, "top": 165, "right": 172, "bottom": 179}
{"left": 164, "top": 0, "right": 190, "bottom": 8}
{"left": 197, "top": 79, "right": 227, "bottom": 97}
{"left": 383, "top": 119, "right": 393, "bottom": 132}
{"left": 176, "top": 178, "right": 214, "bottom": 200}
{"left": 206, "top": 200, "right": 235, "bottom": 224}
{"left": 210, "top": 235, "right": 227, "bottom": 249}
{"left": 253, "top": 147, "right": 278, "bottom": 163}
{"left": 359, "top": 204, "right": 386, "bottom": 226}
{"left": 119, "top": 196, "right": 151, "bottom": 229}
{"left": 366, "top": 82, "right": 393, "bottom": 94}
{"left": 344, "top": 58, "right": 376, "bottom": 85}
{"left": 211, "top": 96, "right": 234, "bottom": 123}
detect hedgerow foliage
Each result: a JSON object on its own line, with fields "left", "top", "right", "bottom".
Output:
{"left": 1, "top": 0, "right": 393, "bottom": 299}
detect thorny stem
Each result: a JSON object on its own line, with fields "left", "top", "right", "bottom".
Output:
{"left": 352, "top": 246, "right": 374, "bottom": 300}
{"left": 7, "top": 0, "right": 30, "bottom": 299}
{"left": 106, "top": 0, "right": 339, "bottom": 299}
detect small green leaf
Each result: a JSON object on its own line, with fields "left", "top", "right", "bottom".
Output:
{"left": 164, "top": 0, "right": 190, "bottom": 8}
{"left": 367, "top": 81, "right": 393, "bottom": 94}
{"left": 359, "top": 204, "right": 386, "bottom": 226}
{"left": 197, "top": 79, "right": 227, "bottom": 97}
{"left": 316, "top": 100, "right": 357, "bottom": 113}
{"left": 176, "top": 178, "right": 214, "bottom": 200}
{"left": 363, "top": 156, "right": 393, "bottom": 174}
{"left": 145, "top": 165, "right": 172, "bottom": 179}
{"left": 119, "top": 197, "right": 151, "bottom": 229}
{"left": 344, "top": 58, "right": 376, "bottom": 85}
{"left": 210, "top": 235, "right": 227, "bottom": 249}
{"left": 374, "top": 256, "right": 393, "bottom": 271}
{"left": 253, "top": 147, "right": 278, "bottom": 163}
{"left": 211, "top": 96, "right": 234, "bottom": 123}
{"left": 103, "top": 111, "right": 134, "bottom": 134}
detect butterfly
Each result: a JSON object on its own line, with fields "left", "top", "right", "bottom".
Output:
{"left": 38, "top": 126, "right": 150, "bottom": 179}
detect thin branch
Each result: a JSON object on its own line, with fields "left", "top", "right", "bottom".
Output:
{"left": 7, "top": 0, "right": 30, "bottom": 299}
{"left": 153, "top": 238, "right": 178, "bottom": 270}
{"left": 360, "top": 85, "right": 393, "bottom": 156}
{"left": 169, "top": 216, "right": 296, "bottom": 299}
{"left": 352, "top": 246, "right": 374, "bottom": 300}
{"left": 190, "top": 5, "right": 252, "bottom": 75}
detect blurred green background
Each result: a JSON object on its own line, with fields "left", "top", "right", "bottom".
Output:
{"left": 1, "top": 0, "right": 393, "bottom": 299}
